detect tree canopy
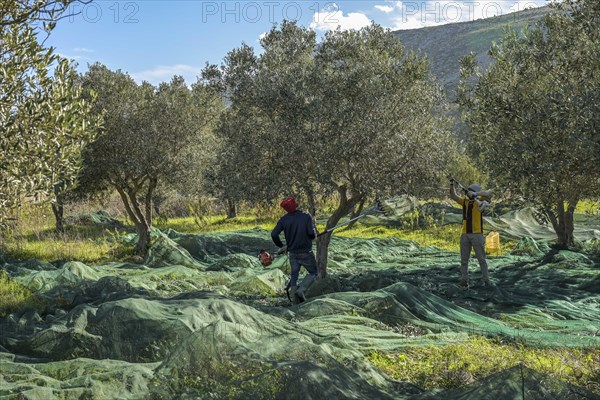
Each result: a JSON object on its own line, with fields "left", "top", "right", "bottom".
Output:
{"left": 80, "top": 64, "right": 223, "bottom": 254}
{"left": 206, "top": 21, "right": 452, "bottom": 275}
{"left": 0, "top": 0, "right": 100, "bottom": 228}
{"left": 458, "top": 0, "right": 600, "bottom": 247}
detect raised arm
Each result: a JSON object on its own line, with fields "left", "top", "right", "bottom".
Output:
{"left": 449, "top": 181, "right": 463, "bottom": 204}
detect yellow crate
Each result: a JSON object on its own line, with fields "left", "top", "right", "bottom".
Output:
{"left": 486, "top": 230, "right": 500, "bottom": 255}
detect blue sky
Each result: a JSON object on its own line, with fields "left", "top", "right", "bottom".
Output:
{"left": 47, "top": 0, "right": 548, "bottom": 85}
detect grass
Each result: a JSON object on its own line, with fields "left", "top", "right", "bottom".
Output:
{"left": 2, "top": 230, "right": 126, "bottom": 263}
{"left": 0, "top": 204, "right": 130, "bottom": 264}
{"left": 332, "top": 223, "right": 516, "bottom": 255}
{"left": 576, "top": 199, "right": 600, "bottom": 215}
{"left": 159, "top": 214, "right": 516, "bottom": 255}
{"left": 151, "top": 354, "right": 285, "bottom": 399}
{"left": 0, "top": 201, "right": 597, "bottom": 393}
{"left": 368, "top": 336, "right": 600, "bottom": 394}
{"left": 337, "top": 224, "right": 464, "bottom": 251}
{"left": 1, "top": 202, "right": 519, "bottom": 264}
{"left": 0, "top": 271, "right": 44, "bottom": 317}
{"left": 156, "top": 214, "right": 278, "bottom": 234}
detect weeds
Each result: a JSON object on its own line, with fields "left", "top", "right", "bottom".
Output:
{"left": 0, "top": 271, "right": 44, "bottom": 317}
{"left": 150, "top": 349, "right": 285, "bottom": 399}
{"left": 2, "top": 201, "right": 517, "bottom": 263}
{"left": 336, "top": 224, "right": 516, "bottom": 255}
{"left": 0, "top": 203, "right": 129, "bottom": 263}
{"left": 368, "top": 336, "right": 600, "bottom": 393}
{"left": 576, "top": 199, "right": 600, "bottom": 216}
{"left": 156, "top": 215, "right": 278, "bottom": 234}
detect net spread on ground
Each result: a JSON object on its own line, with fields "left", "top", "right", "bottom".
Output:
{"left": 1, "top": 203, "right": 599, "bottom": 399}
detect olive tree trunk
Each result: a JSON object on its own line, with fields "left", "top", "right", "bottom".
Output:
{"left": 316, "top": 185, "right": 361, "bottom": 278}
{"left": 51, "top": 183, "right": 67, "bottom": 233}
{"left": 544, "top": 199, "right": 577, "bottom": 248}
{"left": 225, "top": 197, "right": 237, "bottom": 219}
{"left": 303, "top": 184, "right": 317, "bottom": 216}
{"left": 115, "top": 176, "right": 158, "bottom": 256}
{"left": 345, "top": 197, "right": 365, "bottom": 230}
{"left": 51, "top": 201, "right": 64, "bottom": 234}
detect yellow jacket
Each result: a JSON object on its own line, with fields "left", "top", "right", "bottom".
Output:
{"left": 457, "top": 196, "right": 485, "bottom": 234}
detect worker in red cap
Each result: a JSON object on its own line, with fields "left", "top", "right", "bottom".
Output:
{"left": 271, "top": 197, "right": 318, "bottom": 304}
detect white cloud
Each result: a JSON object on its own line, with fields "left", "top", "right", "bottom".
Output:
{"left": 375, "top": 5, "right": 394, "bottom": 13}
{"left": 57, "top": 52, "right": 87, "bottom": 62}
{"left": 73, "top": 47, "right": 94, "bottom": 53}
{"left": 310, "top": 9, "right": 371, "bottom": 32}
{"left": 131, "top": 64, "right": 204, "bottom": 85}
{"left": 258, "top": 31, "right": 267, "bottom": 41}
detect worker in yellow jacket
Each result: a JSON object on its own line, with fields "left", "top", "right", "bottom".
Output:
{"left": 450, "top": 181, "right": 491, "bottom": 288}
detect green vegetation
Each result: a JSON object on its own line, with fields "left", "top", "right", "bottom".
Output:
{"left": 0, "top": 0, "right": 101, "bottom": 227}
{"left": 0, "top": 205, "right": 130, "bottom": 263}
{"left": 160, "top": 358, "right": 285, "bottom": 399}
{"left": 2, "top": 233, "right": 121, "bottom": 264}
{"left": 458, "top": 1, "right": 600, "bottom": 247}
{"left": 1, "top": 200, "right": 521, "bottom": 263}
{"left": 79, "top": 65, "right": 223, "bottom": 255}
{"left": 576, "top": 199, "right": 600, "bottom": 215}
{"left": 339, "top": 225, "right": 465, "bottom": 252}
{"left": 1, "top": 204, "right": 598, "bottom": 397}
{"left": 207, "top": 21, "right": 452, "bottom": 278}
{"left": 156, "top": 215, "right": 278, "bottom": 234}
{"left": 0, "top": 271, "right": 43, "bottom": 317}
{"left": 1, "top": 2, "right": 599, "bottom": 398}
{"left": 368, "top": 336, "right": 600, "bottom": 394}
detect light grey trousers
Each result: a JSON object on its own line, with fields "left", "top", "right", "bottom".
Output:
{"left": 460, "top": 233, "right": 489, "bottom": 282}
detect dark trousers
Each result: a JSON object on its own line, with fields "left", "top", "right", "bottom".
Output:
{"left": 289, "top": 251, "right": 317, "bottom": 287}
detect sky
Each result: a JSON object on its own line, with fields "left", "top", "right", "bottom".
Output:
{"left": 47, "top": 0, "right": 549, "bottom": 85}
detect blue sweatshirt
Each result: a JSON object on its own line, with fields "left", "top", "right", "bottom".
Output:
{"left": 271, "top": 210, "right": 316, "bottom": 253}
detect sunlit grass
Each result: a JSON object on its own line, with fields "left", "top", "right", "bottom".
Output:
{"left": 0, "top": 204, "right": 130, "bottom": 263}
{"left": 336, "top": 224, "right": 463, "bottom": 251}
{"left": 2, "top": 201, "right": 520, "bottom": 263}
{"left": 0, "top": 271, "right": 44, "bottom": 317}
{"left": 156, "top": 215, "right": 279, "bottom": 234}
{"left": 333, "top": 224, "right": 516, "bottom": 255}
{"left": 3, "top": 233, "right": 125, "bottom": 263}
{"left": 159, "top": 215, "right": 515, "bottom": 254}
{"left": 368, "top": 336, "right": 600, "bottom": 394}
{"left": 576, "top": 199, "right": 600, "bottom": 215}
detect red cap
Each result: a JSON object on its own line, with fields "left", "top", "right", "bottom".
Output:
{"left": 280, "top": 197, "right": 297, "bottom": 213}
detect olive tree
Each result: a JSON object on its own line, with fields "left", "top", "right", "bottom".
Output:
{"left": 81, "top": 64, "right": 222, "bottom": 255}
{"left": 0, "top": 0, "right": 99, "bottom": 229}
{"left": 458, "top": 0, "right": 600, "bottom": 247}
{"left": 208, "top": 22, "right": 451, "bottom": 277}
{"left": 206, "top": 25, "right": 322, "bottom": 215}
{"left": 202, "top": 45, "right": 267, "bottom": 216}
{"left": 310, "top": 24, "right": 450, "bottom": 275}
{"left": 1, "top": 0, "right": 82, "bottom": 27}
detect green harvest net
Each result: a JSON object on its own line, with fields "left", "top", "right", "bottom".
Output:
{"left": 0, "top": 203, "right": 598, "bottom": 399}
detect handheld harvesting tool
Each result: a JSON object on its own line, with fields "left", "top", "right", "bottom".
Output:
{"left": 257, "top": 247, "right": 294, "bottom": 302}
{"left": 449, "top": 177, "right": 470, "bottom": 194}
{"left": 257, "top": 246, "right": 288, "bottom": 267}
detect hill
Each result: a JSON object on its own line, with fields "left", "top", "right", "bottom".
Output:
{"left": 393, "top": 6, "right": 552, "bottom": 98}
